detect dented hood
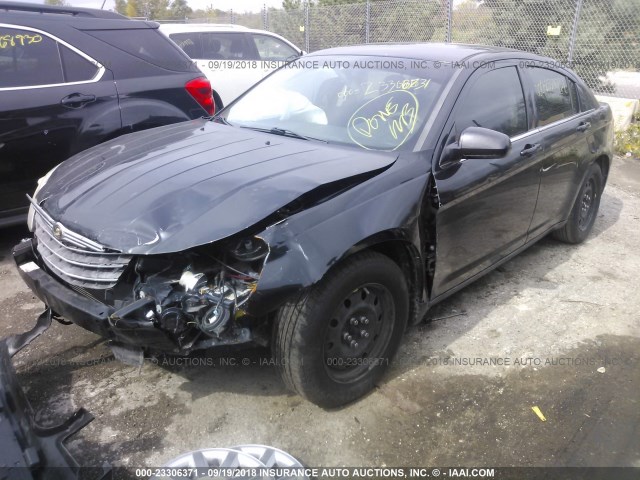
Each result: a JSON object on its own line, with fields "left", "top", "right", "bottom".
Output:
{"left": 38, "top": 119, "right": 397, "bottom": 254}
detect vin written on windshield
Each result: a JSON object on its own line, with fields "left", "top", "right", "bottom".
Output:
{"left": 222, "top": 57, "right": 451, "bottom": 152}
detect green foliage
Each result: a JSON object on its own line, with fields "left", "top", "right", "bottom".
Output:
{"left": 44, "top": 0, "right": 68, "bottom": 5}
{"left": 270, "top": 7, "right": 305, "bottom": 47}
{"left": 448, "top": 0, "right": 640, "bottom": 94}
{"left": 282, "top": 0, "right": 302, "bottom": 10}
{"left": 119, "top": 0, "right": 196, "bottom": 19}
{"left": 615, "top": 115, "right": 640, "bottom": 159}
{"left": 114, "top": 0, "right": 127, "bottom": 14}
{"left": 169, "top": 0, "right": 192, "bottom": 18}
{"left": 318, "top": 0, "right": 364, "bottom": 5}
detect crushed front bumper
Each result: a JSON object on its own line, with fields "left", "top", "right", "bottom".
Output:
{"left": 13, "top": 239, "right": 183, "bottom": 353}
{"left": 13, "top": 239, "right": 254, "bottom": 354}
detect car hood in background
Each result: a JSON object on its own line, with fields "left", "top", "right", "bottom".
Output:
{"left": 38, "top": 119, "right": 397, "bottom": 254}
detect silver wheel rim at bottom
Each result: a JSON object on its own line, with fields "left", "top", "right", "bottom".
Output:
{"left": 155, "top": 444, "right": 307, "bottom": 480}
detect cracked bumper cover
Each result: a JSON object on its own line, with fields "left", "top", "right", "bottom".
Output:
{"left": 12, "top": 239, "right": 253, "bottom": 353}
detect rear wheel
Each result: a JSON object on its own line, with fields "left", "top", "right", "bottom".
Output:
{"left": 553, "top": 163, "right": 603, "bottom": 244}
{"left": 273, "top": 251, "right": 408, "bottom": 408}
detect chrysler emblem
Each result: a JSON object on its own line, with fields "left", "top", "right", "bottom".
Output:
{"left": 52, "top": 223, "right": 63, "bottom": 239}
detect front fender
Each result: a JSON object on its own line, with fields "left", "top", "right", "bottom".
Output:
{"left": 247, "top": 157, "right": 430, "bottom": 316}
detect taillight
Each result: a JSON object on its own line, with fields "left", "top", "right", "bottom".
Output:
{"left": 185, "top": 77, "right": 215, "bottom": 116}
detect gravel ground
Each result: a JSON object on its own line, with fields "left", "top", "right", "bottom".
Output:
{"left": 0, "top": 156, "right": 638, "bottom": 470}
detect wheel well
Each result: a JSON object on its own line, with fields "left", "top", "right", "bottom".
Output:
{"left": 595, "top": 154, "right": 610, "bottom": 185}
{"left": 365, "top": 241, "right": 423, "bottom": 325}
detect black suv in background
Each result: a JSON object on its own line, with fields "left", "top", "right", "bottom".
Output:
{"left": 0, "top": 2, "right": 215, "bottom": 226}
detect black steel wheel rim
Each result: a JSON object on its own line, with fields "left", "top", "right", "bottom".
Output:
{"left": 323, "top": 283, "right": 395, "bottom": 383}
{"left": 578, "top": 177, "right": 597, "bottom": 231}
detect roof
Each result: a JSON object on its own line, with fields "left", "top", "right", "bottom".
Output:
{"left": 0, "top": 1, "right": 125, "bottom": 18}
{"left": 157, "top": 24, "right": 303, "bottom": 51}
{"left": 308, "top": 43, "right": 531, "bottom": 62}
{"left": 158, "top": 23, "right": 250, "bottom": 33}
{"left": 0, "top": 2, "right": 156, "bottom": 30}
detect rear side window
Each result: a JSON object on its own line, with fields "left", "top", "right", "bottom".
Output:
{"left": 456, "top": 66, "right": 528, "bottom": 138}
{"left": 529, "top": 68, "right": 579, "bottom": 126}
{"left": 0, "top": 27, "right": 63, "bottom": 88}
{"left": 252, "top": 34, "right": 298, "bottom": 61}
{"left": 59, "top": 44, "right": 99, "bottom": 82}
{"left": 169, "top": 32, "right": 203, "bottom": 59}
{"left": 89, "top": 29, "right": 192, "bottom": 71}
{"left": 201, "top": 32, "right": 257, "bottom": 60}
{"left": 577, "top": 83, "right": 599, "bottom": 111}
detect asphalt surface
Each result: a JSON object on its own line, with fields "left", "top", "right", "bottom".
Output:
{"left": 0, "top": 156, "right": 638, "bottom": 470}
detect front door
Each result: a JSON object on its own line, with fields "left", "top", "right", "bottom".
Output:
{"left": 431, "top": 64, "right": 542, "bottom": 299}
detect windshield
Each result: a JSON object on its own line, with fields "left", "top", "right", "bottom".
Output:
{"left": 221, "top": 56, "right": 452, "bottom": 152}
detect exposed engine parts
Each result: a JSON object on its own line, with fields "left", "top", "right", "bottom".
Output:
{"left": 107, "top": 236, "right": 269, "bottom": 352}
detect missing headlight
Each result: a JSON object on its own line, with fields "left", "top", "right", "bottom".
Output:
{"left": 108, "top": 236, "right": 269, "bottom": 350}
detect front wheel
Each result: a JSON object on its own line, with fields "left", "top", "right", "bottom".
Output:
{"left": 273, "top": 251, "right": 409, "bottom": 408}
{"left": 553, "top": 163, "right": 603, "bottom": 244}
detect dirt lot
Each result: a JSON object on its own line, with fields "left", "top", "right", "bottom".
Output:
{"left": 0, "top": 157, "right": 638, "bottom": 470}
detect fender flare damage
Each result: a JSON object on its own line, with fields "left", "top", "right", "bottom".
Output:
{"left": 247, "top": 171, "right": 433, "bottom": 322}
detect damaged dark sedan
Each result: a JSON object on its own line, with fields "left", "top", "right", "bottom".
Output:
{"left": 14, "top": 44, "right": 613, "bottom": 407}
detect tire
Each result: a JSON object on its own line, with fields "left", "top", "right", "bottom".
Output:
{"left": 552, "top": 163, "right": 603, "bottom": 244}
{"left": 273, "top": 251, "right": 409, "bottom": 408}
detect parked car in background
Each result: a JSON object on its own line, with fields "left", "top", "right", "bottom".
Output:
{"left": 159, "top": 24, "right": 303, "bottom": 108}
{"left": 14, "top": 43, "right": 613, "bottom": 407}
{"left": 0, "top": 2, "right": 215, "bottom": 227}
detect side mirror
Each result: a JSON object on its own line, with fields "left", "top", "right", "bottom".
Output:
{"left": 444, "top": 127, "right": 511, "bottom": 162}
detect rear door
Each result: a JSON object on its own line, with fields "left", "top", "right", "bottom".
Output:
{"left": 431, "top": 63, "right": 542, "bottom": 298}
{"left": 0, "top": 24, "right": 119, "bottom": 222}
{"left": 523, "top": 67, "right": 595, "bottom": 237}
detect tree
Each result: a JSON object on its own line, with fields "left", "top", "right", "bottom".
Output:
{"left": 479, "top": 0, "right": 640, "bottom": 91}
{"left": 318, "top": 0, "right": 360, "bottom": 4}
{"left": 282, "top": 0, "right": 301, "bottom": 10}
{"left": 169, "top": 0, "right": 192, "bottom": 18}
{"left": 44, "top": 0, "right": 68, "bottom": 5}
{"left": 124, "top": 0, "right": 136, "bottom": 16}
{"left": 114, "top": 0, "right": 127, "bottom": 15}
{"left": 122, "top": 0, "right": 171, "bottom": 19}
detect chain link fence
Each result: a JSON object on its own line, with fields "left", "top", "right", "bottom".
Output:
{"left": 173, "top": 0, "right": 639, "bottom": 98}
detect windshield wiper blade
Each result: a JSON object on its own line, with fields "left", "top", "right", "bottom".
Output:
{"left": 213, "top": 116, "right": 232, "bottom": 126}
{"left": 240, "top": 126, "right": 328, "bottom": 143}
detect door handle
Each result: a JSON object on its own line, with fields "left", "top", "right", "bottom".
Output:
{"left": 520, "top": 143, "right": 541, "bottom": 156}
{"left": 60, "top": 93, "right": 96, "bottom": 108}
{"left": 576, "top": 121, "right": 591, "bottom": 132}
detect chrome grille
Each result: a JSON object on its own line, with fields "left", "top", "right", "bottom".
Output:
{"left": 33, "top": 210, "right": 132, "bottom": 290}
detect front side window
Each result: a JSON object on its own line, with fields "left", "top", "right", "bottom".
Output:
{"left": 529, "top": 67, "right": 579, "bottom": 126}
{"left": 223, "top": 56, "right": 452, "bottom": 152}
{"left": 201, "top": 33, "right": 255, "bottom": 60}
{"left": 252, "top": 34, "right": 298, "bottom": 61}
{"left": 0, "top": 27, "right": 63, "bottom": 88}
{"left": 455, "top": 66, "right": 527, "bottom": 138}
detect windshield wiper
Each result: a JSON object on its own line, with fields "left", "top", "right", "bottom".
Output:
{"left": 240, "top": 126, "right": 328, "bottom": 143}
{"left": 213, "top": 116, "right": 232, "bottom": 126}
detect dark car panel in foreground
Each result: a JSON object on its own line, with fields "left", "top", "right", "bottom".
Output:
{"left": 0, "top": 314, "right": 96, "bottom": 478}
{"left": 14, "top": 43, "right": 613, "bottom": 407}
